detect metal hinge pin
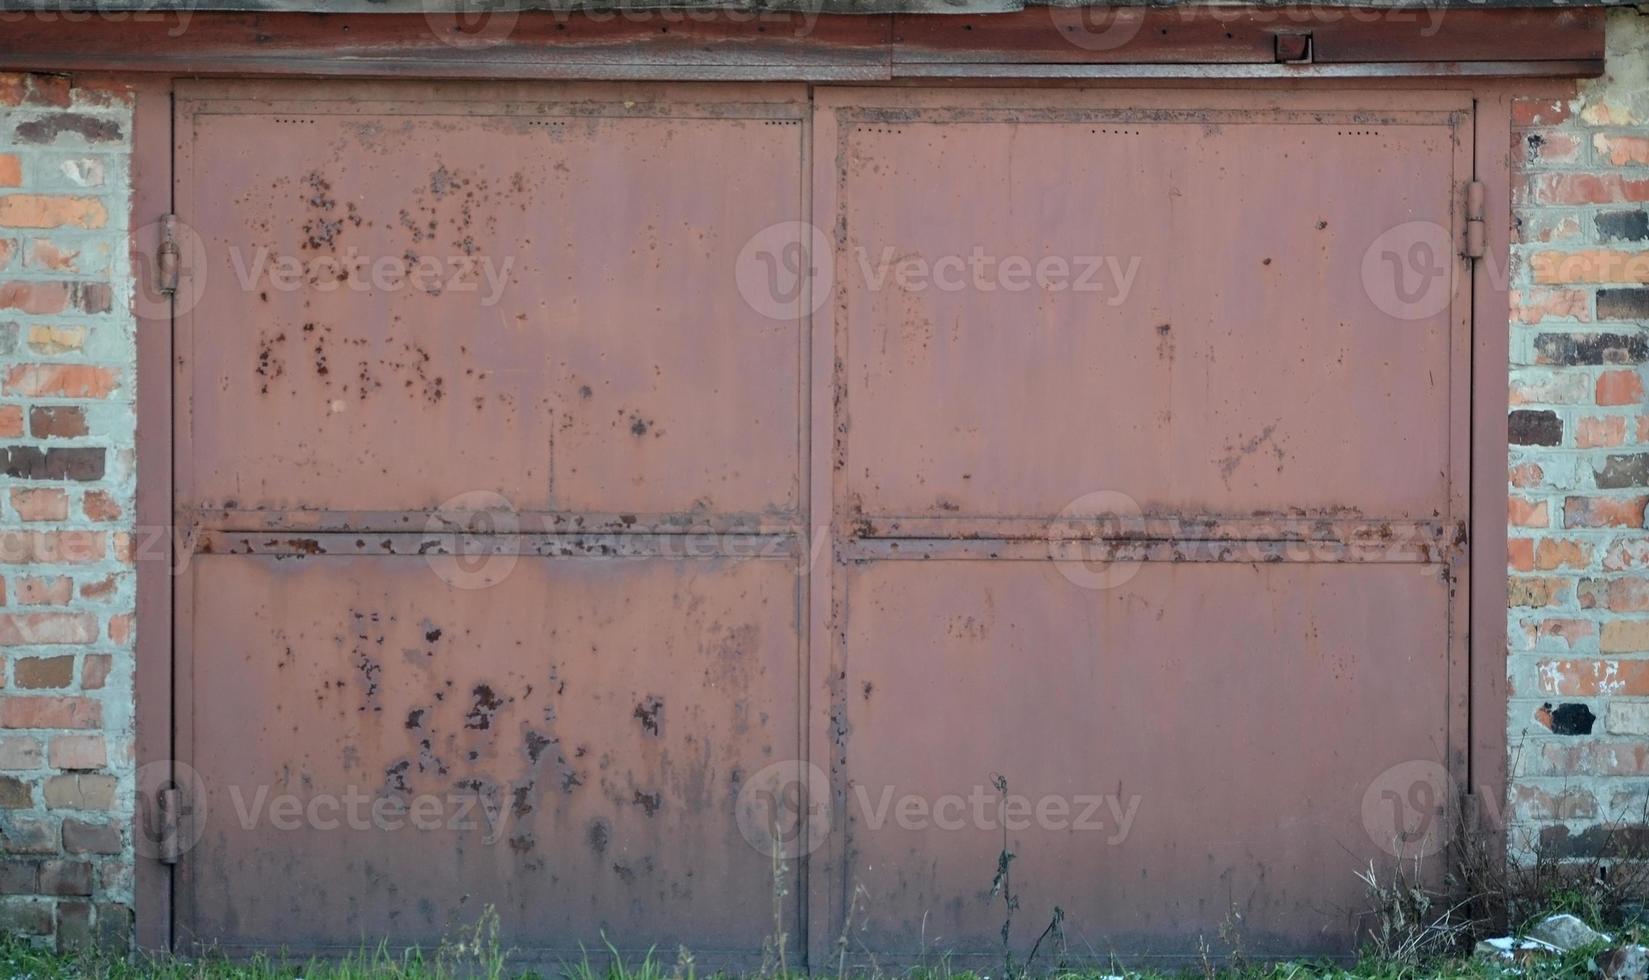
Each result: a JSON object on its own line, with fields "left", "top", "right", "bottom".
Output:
{"left": 157, "top": 214, "right": 180, "bottom": 296}
{"left": 1465, "top": 180, "right": 1486, "bottom": 259}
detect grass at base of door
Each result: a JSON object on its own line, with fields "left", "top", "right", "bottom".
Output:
{"left": 0, "top": 931, "right": 1628, "bottom": 980}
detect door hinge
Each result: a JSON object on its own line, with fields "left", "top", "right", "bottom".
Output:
{"left": 157, "top": 784, "right": 181, "bottom": 865}
{"left": 157, "top": 214, "right": 180, "bottom": 296}
{"left": 1465, "top": 180, "right": 1486, "bottom": 259}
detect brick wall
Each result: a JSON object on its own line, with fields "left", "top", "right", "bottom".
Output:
{"left": 1508, "top": 11, "right": 1649, "bottom": 855}
{"left": 0, "top": 11, "right": 1637, "bottom": 955}
{"left": 0, "top": 74, "right": 135, "bottom": 949}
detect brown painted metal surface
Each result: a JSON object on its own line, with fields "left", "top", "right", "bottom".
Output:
{"left": 838, "top": 561, "right": 1452, "bottom": 956}
{"left": 173, "top": 81, "right": 1474, "bottom": 964}
{"left": 809, "top": 87, "right": 1472, "bottom": 964}
{"left": 180, "top": 554, "right": 801, "bottom": 955}
{"left": 0, "top": 10, "right": 1606, "bottom": 81}
{"left": 175, "top": 85, "right": 804, "bottom": 520}
{"left": 173, "top": 82, "right": 811, "bottom": 963}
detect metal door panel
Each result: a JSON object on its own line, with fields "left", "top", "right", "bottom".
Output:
{"left": 179, "top": 553, "right": 800, "bottom": 958}
{"left": 168, "top": 83, "right": 1478, "bottom": 966}
{"left": 831, "top": 106, "right": 1467, "bottom": 522}
{"left": 177, "top": 96, "right": 803, "bottom": 521}
{"left": 836, "top": 559, "right": 1452, "bottom": 958}
{"left": 812, "top": 90, "right": 1471, "bottom": 966}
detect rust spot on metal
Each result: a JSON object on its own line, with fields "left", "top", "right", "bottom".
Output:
{"left": 464, "top": 684, "right": 504, "bottom": 730}
{"left": 633, "top": 695, "right": 663, "bottom": 737}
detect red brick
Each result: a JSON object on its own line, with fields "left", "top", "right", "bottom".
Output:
{"left": 10, "top": 488, "right": 66, "bottom": 522}
{"left": 1604, "top": 621, "right": 1649, "bottom": 653}
{"left": 61, "top": 819, "right": 120, "bottom": 855}
{"left": 0, "top": 612, "right": 95, "bottom": 645}
{"left": 106, "top": 613, "right": 132, "bottom": 647}
{"left": 0, "top": 860, "right": 37, "bottom": 894}
{"left": 47, "top": 735, "right": 104, "bottom": 771}
{"left": 1511, "top": 496, "right": 1551, "bottom": 527}
{"left": 77, "top": 576, "right": 114, "bottom": 601}
{"left": 14, "top": 576, "right": 71, "bottom": 606}
{"left": 0, "top": 696, "right": 100, "bottom": 729}
{"left": 1532, "top": 249, "right": 1649, "bottom": 285}
{"left": 37, "top": 861, "right": 90, "bottom": 897}
{"left": 1534, "top": 618, "right": 1598, "bottom": 649}
{"left": 0, "top": 531, "right": 104, "bottom": 565}
{"left": 1510, "top": 537, "right": 1535, "bottom": 572}
{"left": 1605, "top": 536, "right": 1649, "bottom": 570}
{"left": 1512, "top": 287, "right": 1591, "bottom": 325}
{"left": 1513, "top": 99, "right": 1572, "bottom": 127}
{"left": 1511, "top": 576, "right": 1571, "bottom": 608}
{"left": 0, "top": 406, "right": 20, "bottom": 439}
{"left": 18, "top": 76, "right": 70, "bottom": 108}
{"left": 0, "top": 736, "right": 41, "bottom": 770}
{"left": 3, "top": 364, "right": 117, "bottom": 398}
{"left": 1511, "top": 784, "right": 1598, "bottom": 821}
{"left": 0, "top": 900, "right": 52, "bottom": 936}
{"left": 0, "top": 775, "right": 32, "bottom": 807}
{"left": 0, "top": 281, "right": 68, "bottom": 314}
{"left": 79, "top": 655, "right": 109, "bottom": 691}
{"left": 0, "top": 156, "right": 18, "bottom": 189}
{"left": 74, "top": 282, "right": 110, "bottom": 315}
{"left": 1511, "top": 371, "right": 1591, "bottom": 405}
{"left": 1511, "top": 462, "right": 1547, "bottom": 488}
{"left": 28, "top": 406, "right": 86, "bottom": 438}
{"left": 41, "top": 773, "right": 113, "bottom": 809}
{"left": 0, "top": 196, "right": 106, "bottom": 230}
{"left": 81, "top": 491, "right": 119, "bottom": 522}
{"left": 1565, "top": 495, "right": 1649, "bottom": 528}
{"left": 1529, "top": 176, "right": 1649, "bottom": 208}
{"left": 0, "top": 813, "right": 54, "bottom": 853}
{"left": 13, "top": 656, "right": 73, "bottom": 690}
{"left": 1536, "top": 538, "right": 1593, "bottom": 570}
{"left": 1524, "top": 130, "right": 1582, "bottom": 166}
{"left": 1596, "top": 133, "right": 1649, "bottom": 167}
{"left": 1598, "top": 370, "right": 1645, "bottom": 406}
{"left": 25, "top": 240, "right": 80, "bottom": 272}
{"left": 1539, "top": 657, "right": 1649, "bottom": 695}
{"left": 1577, "top": 416, "right": 1628, "bottom": 448}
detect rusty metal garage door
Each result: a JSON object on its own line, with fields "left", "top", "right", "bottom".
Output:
{"left": 171, "top": 81, "right": 1472, "bottom": 964}
{"left": 172, "top": 81, "right": 812, "bottom": 962}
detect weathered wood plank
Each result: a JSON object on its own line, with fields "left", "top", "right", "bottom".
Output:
{"left": 0, "top": 8, "right": 1606, "bottom": 78}
{"left": 890, "top": 7, "right": 1606, "bottom": 65}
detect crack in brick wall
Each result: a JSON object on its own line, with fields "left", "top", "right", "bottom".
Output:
{"left": 0, "top": 72, "right": 135, "bottom": 951}
{"left": 1508, "top": 12, "right": 1649, "bottom": 854}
